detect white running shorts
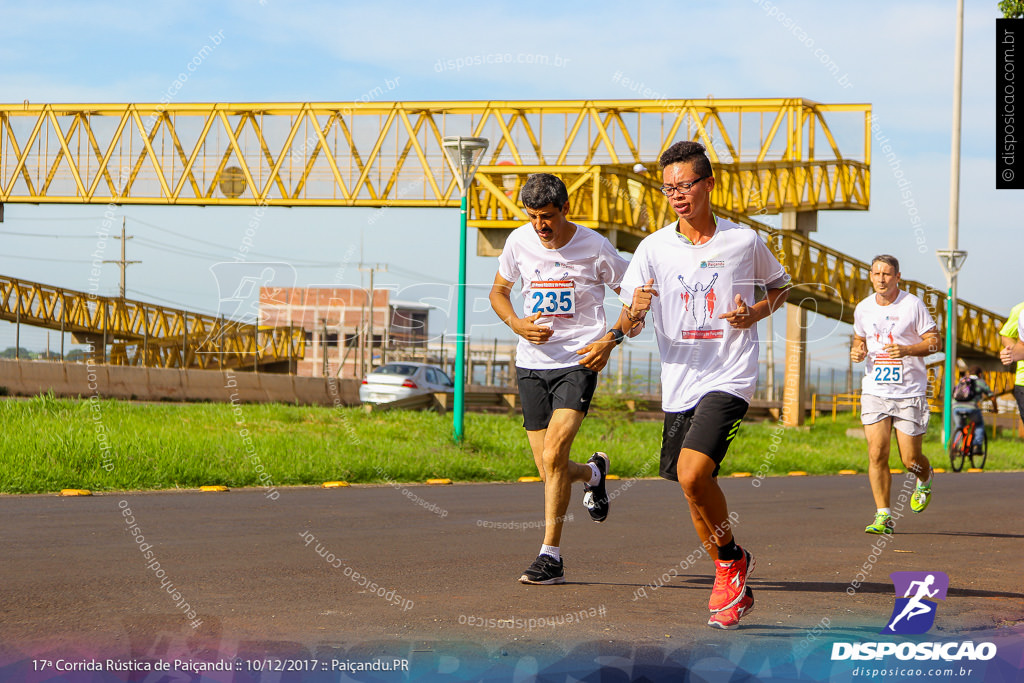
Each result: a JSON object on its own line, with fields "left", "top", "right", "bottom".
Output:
{"left": 860, "top": 394, "right": 930, "bottom": 436}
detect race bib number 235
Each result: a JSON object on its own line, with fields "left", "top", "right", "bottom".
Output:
{"left": 529, "top": 280, "right": 575, "bottom": 317}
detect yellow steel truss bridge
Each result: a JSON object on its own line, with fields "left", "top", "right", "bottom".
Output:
{"left": 0, "top": 274, "right": 303, "bottom": 369}
{"left": 0, "top": 98, "right": 868, "bottom": 217}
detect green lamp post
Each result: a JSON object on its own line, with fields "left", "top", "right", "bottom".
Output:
{"left": 937, "top": 249, "right": 966, "bottom": 447}
{"left": 441, "top": 136, "right": 489, "bottom": 443}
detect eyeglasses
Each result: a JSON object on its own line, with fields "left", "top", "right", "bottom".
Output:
{"left": 660, "top": 176, "right": 710, "bottom": 197}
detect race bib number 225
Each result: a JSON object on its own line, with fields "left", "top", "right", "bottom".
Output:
{"left": 873, "top": 355, "right": 903, "bottom": 384}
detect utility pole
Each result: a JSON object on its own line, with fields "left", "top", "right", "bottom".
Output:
{"left": 358, "top": 263, "right": 387, "bottom": 373}
{"left": 847, "top": 334, "right": 855, "bottom": 393}
{"left": 103, "top": 217, "right": 141, "bottom": 298}
{"left": 938, "top": 0, "right": 967, "bottom": 447}
{"left": 765, "top": 312, "right": 776, "bottom": 401}
{"left": 321, "top": 319, "right": 329, "bottom": 378}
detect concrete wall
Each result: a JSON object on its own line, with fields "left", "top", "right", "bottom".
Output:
{"left": 0, "top": 359, "right": 361, "bottom": 406}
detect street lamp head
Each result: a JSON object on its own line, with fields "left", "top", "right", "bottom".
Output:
{"left": 442, "top": 136, "right": 489, "bottom": 194}
{"left": 936, "top": 249, "right": 968, "bottom": 278}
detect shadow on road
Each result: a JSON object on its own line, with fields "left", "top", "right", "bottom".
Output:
{"left": 902, "top": 530, "right": 1024, "bottom": 540}
{"left": 581, "top": 576, "right": 1024, "bottom": 600}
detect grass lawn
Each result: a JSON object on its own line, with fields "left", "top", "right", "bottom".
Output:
{"left": 2, "top": 393, "right": 1022, "bottom": 494}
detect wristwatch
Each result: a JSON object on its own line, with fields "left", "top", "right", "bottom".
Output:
{"left": 608, "top": 328, "right": 625, "bottom": 345}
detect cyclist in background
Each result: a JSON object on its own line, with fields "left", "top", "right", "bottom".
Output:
{"left": 951, "top": 365, "right": 996, "bottom": 455}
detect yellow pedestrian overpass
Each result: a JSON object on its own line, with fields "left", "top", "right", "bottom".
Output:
{"left": 0, "top": 98, "right": 1010, "bottom": 399}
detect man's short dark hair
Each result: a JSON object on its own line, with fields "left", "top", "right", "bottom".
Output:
{"left": 520, "top": 173, "right": 569, "bottom": 210}
{"left": 871, "top": 254, "right": 900, "bottom": 273}
{"left": 659, "top": 140, "right": 713, "bottom": 178}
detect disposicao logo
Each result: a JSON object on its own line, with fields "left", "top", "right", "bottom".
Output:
{"left": 831, "top": 571, "right": 997, "bottom": 663}
{"left": 882, "top": 570, "right": 948, "bottom": 635}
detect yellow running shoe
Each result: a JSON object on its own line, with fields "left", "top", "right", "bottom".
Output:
{"left": 910, "top": 481, "right": 932, "bottom": 513}
{"left": 865, "top": 511, "right": 895, "bottom": 534}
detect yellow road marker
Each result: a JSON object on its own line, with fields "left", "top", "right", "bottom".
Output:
{"left": 199, "top": 485, "right": 229, "bottom": 492}
{"left": 322, "top": 481, "right": 350, "bottom": 488}
{"left": 788, "top": 471, "right": 808, "bottom": 476}
{"left": 838, "top": 469, "right": 858, "bottom": 475}
{"left": 426, "top": 478, "right": 452, "bottom": 485}
{"left": 60, "top": 489, "right": 92, "bottom": 496}
{"left": 517, "top": 476, "right": 542, "bottom": 483}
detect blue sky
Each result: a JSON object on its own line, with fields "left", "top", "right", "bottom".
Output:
{"left": 0, "top": 0, "right": 1014, "bottom": 370}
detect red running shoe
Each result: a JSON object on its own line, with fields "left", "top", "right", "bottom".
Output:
{"left": 707, "top": 587, "right": 755, "bottom": 630}
{"left": 709, "top": 547, "right": 755, "bottom": 612}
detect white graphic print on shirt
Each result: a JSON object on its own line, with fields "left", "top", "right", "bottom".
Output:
{"left": 679, "top": 272, "right": 720, "bottom": 337}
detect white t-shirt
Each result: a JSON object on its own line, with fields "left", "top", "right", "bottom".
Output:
{"left": 497, "top": 223, "right": 629, "bottom": 369}
{"left": 853, "top": 290, "right": 937, "bottom": 398}
{"left": 619, "top": 218, "right": 789, "bottom": 412}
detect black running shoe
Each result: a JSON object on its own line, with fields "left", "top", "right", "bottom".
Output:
{"left": 582, "top": 452, "right": 610, "bottom": 522}
{"left": 518, "top": 554, "right": 564, "bottom": 585}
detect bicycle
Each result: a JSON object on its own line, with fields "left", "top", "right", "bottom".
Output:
{"left": 948, "top": 413, "right": 987, "bottom": 472}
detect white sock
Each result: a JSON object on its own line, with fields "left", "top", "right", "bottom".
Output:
{"left": 878, "top": 507, "right": 891, "bottom": 515}
{"left": 540, "top": 545, "right": 560, "bottom": 561}
{"left": 586, "top": 462, "right": 602, "bottom": 487}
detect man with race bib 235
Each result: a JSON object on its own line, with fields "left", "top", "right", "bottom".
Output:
{"left": 489, "top": 173, "right": 630, "bottom": 586}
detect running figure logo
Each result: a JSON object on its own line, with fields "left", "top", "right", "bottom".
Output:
{"left": 874, "top": 319, "right": 898, "bottom": 346}
{"left": 678, "top": 273, "right": 718, "bottom": 329}
{"left": 533, "top": 268, "right": 570, "bottom": 285}
{"left": 881, "top": 571, "right": 949, "bottom": 635}
{"left": 209, "top": 262, "right": 297, "bottom": 322}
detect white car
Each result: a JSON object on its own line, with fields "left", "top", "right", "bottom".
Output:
{"left": 358, "top": 362, "right": 455, "bottom": 404}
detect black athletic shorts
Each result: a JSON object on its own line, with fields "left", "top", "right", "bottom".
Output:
{"left": 660, "top": 391, "right": 749, "bottom": 481}
{"left": 516, "top": 366, "right": 599, "bottom": 431}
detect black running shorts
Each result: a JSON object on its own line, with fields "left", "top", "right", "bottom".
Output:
{"left": 660, "top": 391, "right": 749, "bottom": 481}
{"left": 516, "top": 366, "right": 598, "bottom": 431}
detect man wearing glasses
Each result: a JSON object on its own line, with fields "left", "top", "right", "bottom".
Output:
{"left": 617, "top": 141, "right": 790, "bottom": 629}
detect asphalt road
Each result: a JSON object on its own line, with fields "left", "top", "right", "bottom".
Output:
{"left": 1, "top": 472, "right": 1022, "bottom": 680}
